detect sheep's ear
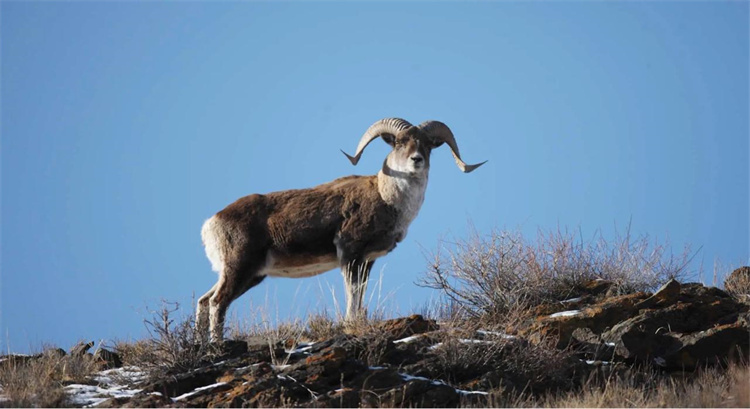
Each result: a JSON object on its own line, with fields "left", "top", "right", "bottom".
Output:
{"left": 381, "top": 134, "right": 396, "bottom": 146}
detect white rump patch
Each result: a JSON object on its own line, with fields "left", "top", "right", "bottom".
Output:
{"left": 201, "top": 216, "right": 225, "bottom": 273}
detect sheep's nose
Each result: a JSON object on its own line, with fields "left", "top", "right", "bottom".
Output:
{"left": 411, "top": 155, "right": 424, "bottom": 164}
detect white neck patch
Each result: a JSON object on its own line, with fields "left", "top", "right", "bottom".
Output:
{"left": 377, "top": 163, "right": 428, "bottom": 240}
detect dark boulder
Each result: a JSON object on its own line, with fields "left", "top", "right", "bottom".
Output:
{"left": 93, "top": 348, "right": 122, "bottom": 369}
{"left": 377, "top": 314, "right": 440, "bottom": 339}
{"left": 661, "top": 323, "right": 750, "bottom": 369}
{"left": 70, "top": 341, "right": 95, "bottom": 357}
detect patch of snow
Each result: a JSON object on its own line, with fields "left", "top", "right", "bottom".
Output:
{"left": 584, "top": 360, "right": 611, "bottom": 365}
{"left": 64, "top": 385, "right": 110, "bottom": 407}
{"left": 93, "top": 366, "right": 146, "bottom": 385}
{"left": 459, "top": 339, "right": 494, "bottom": 345}
{"left": 549, "top": 310, "right": 581, "bottom": 318}
{"left": 477, "top": 330, "right": 517, "bottom": 340}
{"left": 65, "top": 384, "right": 142, "bottom": 407}
{"left": 172, "top": 382, "right": 227, "bottom": 401}
{"left": 149, "top": 392, "right": 163, "bottom": 396}
{"left": 369, "top": 366, "right": 387, "bottom": 370}
{"left": 235, "top": 363, "right": 262, "bottom": 373}
{"left": 394, "top": 334, "right": 423, "bottom": 344}
{"left": 64, "top": 366, "right": 146, "bottom": 407}
{"left": 457, "top": 389, "right": 489, "bottom": 396}
{"left": 428, "top": 342, "right": 444, "bottom": 350}
{"left": 561, "top": 297, "right": 582, "bottom": 303}
{"left": 285, "top": 342, "right": 314, "bottom": 354}
{"left": 400, "top": 373, "right": 443, "bottom": 386}
{"left": 400, "top": 372, "right": 489, "bottom": 396}
{"left": 605, "top": 342, "right": 616, "bottom": 347}
{"left": 654, "top": 357, "right": 666, "bottom": 367}
{"left": 272, "top": 364, "right": 291, "bottom": 371}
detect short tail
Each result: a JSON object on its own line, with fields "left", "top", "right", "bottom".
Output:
{"left": 201, "top": 216, "right": 226, "bottom": 273}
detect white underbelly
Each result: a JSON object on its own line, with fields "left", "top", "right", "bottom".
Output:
{"left": 263, "top": 249, "right": 391, "bottom": 279}
{"left": 264, "top": 257, "right": 340, "bottom": 279}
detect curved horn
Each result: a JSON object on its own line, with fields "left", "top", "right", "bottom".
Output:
{"left": 341, "top": 118, "right": 414, "bottom": 165}
{"left": 418, "top": 121, "right": 487, "bottom": 173}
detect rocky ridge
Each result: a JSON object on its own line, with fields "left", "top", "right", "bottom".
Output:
{"left": 2, "top": 279, "right": 748, "bottom": 407}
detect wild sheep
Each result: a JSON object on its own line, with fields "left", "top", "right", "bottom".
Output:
{"left": 197, "top": 118, "right": 486, "bottom": 341}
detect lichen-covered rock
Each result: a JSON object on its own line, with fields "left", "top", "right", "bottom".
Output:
{"left": 661, "top": 323, "right": 750, "bottom": 369}
{"left": 603, "top": 287, "right": 747, "bottom": 346}
{"left": 725, "top": 266, "right": 750, "bottom": 297}
{"left": 141, "top": 365, "right": 226, "bottom": 398}
{"left": 635, "top": 279, "right": 681, "bottom": 309}
{"left": 519, "top": 292, "right": 650, "bottom": 348}
{"left": 377, "top": 314, "right": 439, "bottom": 339}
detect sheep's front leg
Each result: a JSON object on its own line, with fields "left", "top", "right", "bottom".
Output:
{"left": 341, "top": 259, "right": 374, "bottom": 322}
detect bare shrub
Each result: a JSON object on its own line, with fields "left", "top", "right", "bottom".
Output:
{"left": 420, "top": 226, "right": 693, "bottom": 326}
{"left": 120, "top": 300, "right": 215, "bottom": 378}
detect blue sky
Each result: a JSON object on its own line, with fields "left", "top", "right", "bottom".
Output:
{"left": 1, "top": 1, "right": 747, "bottom": 353}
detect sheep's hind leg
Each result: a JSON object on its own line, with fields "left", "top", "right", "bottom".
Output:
{"left": 196, "top": 282, "right": 217, "bottom": 340}
{"left": 209, "top": 265, "right": 266, "bottom": 343}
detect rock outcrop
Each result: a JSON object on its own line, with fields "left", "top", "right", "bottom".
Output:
{"left": 2, "top": 281, "right": 747, "bottom": 408}
{"left": 518, "top": 279, "right": 748, "bottom": 370}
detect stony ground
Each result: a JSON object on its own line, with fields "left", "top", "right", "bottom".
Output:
{"left": 2, "top": 279, "right": 749, "bottom": 408}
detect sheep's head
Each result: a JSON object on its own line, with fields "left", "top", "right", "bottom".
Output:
{"left": 341, "top": 118, "right": 487, "bottom": 176}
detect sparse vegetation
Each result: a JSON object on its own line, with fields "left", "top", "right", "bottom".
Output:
{"left": 0, "top": 347, "right": 99, "bottom": 408}
{"left": 535, "top": 361, "right": 749, "bottom": 408}
{"left": 116, "top": 300, "right": 217, "bottom": 380}
{"left": 420, "top": 226, "right": 694, "bottom": 327}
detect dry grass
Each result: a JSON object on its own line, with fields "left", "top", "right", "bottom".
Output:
{"left": 458, "top": 362, "right": 750, "bottom": 408}
{"left": 536, "top": 362, "right": 750, "bottom": 408}
{"left": 305, "top": 311, "right": 343, "bottom": 341}
{"left": 426, "top": 314, "right": 579, "bottom": 397}
{"left": 420, "top": 226, "right": 693, "bottom": 327}
{"left": 0, "top": 347, "right": 99, "bottom": 408}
